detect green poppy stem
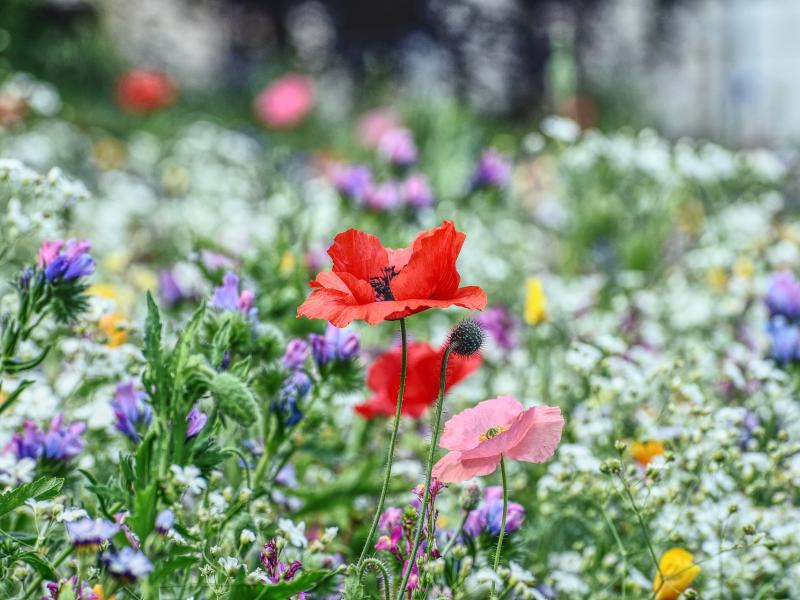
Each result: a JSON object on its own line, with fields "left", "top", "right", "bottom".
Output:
{"left": 493, "top": 454, "right": 508, "bottom": 575}
{"left": 395, "top": 343, "right": 454, "bottom": 598}
{"left": 357, "top": 318, "right": 408, "bottom": 569}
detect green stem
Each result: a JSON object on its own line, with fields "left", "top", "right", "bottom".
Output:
{"left": 441, "top": 510, "right": 469, "bottom": 557}
{"left": 357, "top": 318, "right": 409, "bottom": 569}
{"left": 359, "top": 558, "right": 392, "bottom": 600}
{"left": 395, "top": 344, "right": 454, "bottom": 598}
{"left": 619, "top": 474, "right": 663, "bottom": 581}
{"left": 492, "top": 455, "right": 508, "bottom": 596}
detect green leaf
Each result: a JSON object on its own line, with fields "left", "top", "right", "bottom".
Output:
{"left": 229, "top": 568, "right": 338, "bottom": 600}
{"left": 0, "top": 477, "right": 64, "bottom": 517}
{"left": 128, "top": 482, "right": 158, "bottom": 541}
{"left": 1, "top": 346, "right": 51, "bottom": 373}
{"left": 144, "top": 291, "right": 163, "bottom": 367}
{"left": 0, "top": 378, "right": 34, "bottom": 416}
{"left": 16, "top": 551, "right": 56, "bottom": 580}
{"left": 211, "top": 317, "right": 233, "bottom": 368}
{"left": 209, "top": 372, "right": 260, "bottom": 428}
{"left": 149, "top": 554, "right": 197, "bottom": 584}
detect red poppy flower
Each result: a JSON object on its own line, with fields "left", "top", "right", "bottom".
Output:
{"left": 115, "top": 69, "right": 177, "bottom": 114}
{"left": 297, "top": 221, "right": 487, "bottom": 327}
{"left": 355, "top": 341, "right": 482, "bottom": 419}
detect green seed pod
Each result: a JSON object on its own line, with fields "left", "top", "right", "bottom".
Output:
{"left": 210, "top": 372, "right": 260, "bottom": 427}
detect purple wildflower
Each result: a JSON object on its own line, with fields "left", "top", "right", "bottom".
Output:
{"left": 282, "top": 339, "right": 310, "bottom": 369}
{"left": 378, "top": 507, "right": 403, "bottom": 533}
{"left": 9, "top": 421, "right": 42, "bottom": 460}
{"left": 110, "top": 381, "right": 152, "bottom": 442}
{"left": 186, "top": 404, "right": 208, "bottom": 439}
{"left": 472, "top": 148, "right": 512, "bottom": 189}
{"left": 331, "top": 164, "right": 372, "bottom": 201}
{"left": 259, "top": 539, "right": 305, "bottom": 585}
{"left": 476, "top": 305, "right": 519, "bottom": 351}
{"left": 210, "top": 272, "right": 256, "bottom": 315}
{"left": 43, "top": 577, "right": 99, "bottom": 600}
{"left": 274, "top": 371, "right": 312, "bottom": 426}
{"left": 158, "top": 269, "right": 186, "bottom": 306}
{"left": 364, "top": 181, "right": 402, "bottom": 212}
{"left": 10, "top": 415, "right": 86, "bottom": 462}
{"left": 765, "top": 272, "right": 800, "bottom": 319}
{"left": 377, "top": 128, "right": 418, "bottom": 166}
{"left": 402, "top": 173, "right": 434, "bottom": 208}
{"left": 104, "top": 547, "right": 154, "bottom": 581}
{"left": 66, "top": 518, "right": 120, "bottom": 549}
{"left": 767, "top": 315, "right": 800, "bottom": 363}
{"left": 463, "top": 486, "right": 525, "bottom": 536}
{"left": 155, "top": 509, "right": 175, "bottom": 534}
{"left": 309, "top": 323, "right": 360, "bottom": 367}
{"left": 38, "top": 239, "right": 95, "bottom": 283}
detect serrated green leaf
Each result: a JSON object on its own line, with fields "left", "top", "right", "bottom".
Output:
{"left": 0, "top": 477, "right": 64, "bottom": 517}
{"left": 128, "top": 482, "right": 158, "bottom": 541}
{"left": 144, "top": 291, "right": 163, "bottom": 367}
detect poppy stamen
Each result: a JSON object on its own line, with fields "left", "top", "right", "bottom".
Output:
{"left": 370, "top": 266, "right": 399, "bottom": 301}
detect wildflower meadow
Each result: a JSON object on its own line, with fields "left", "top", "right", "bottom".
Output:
{"left": 2, "top": 6, "right": 800, "bottom": 600}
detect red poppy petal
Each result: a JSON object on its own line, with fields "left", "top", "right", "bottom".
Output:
{"left": 297, "top": 289, "right": 360, "bottom": 327}
{"left": 391, "top": 221, "right": 465, "bottom": 300}
{"left": 309, "top": 271, "right": 351, "bottom": 293}
{"left": 335, "top": 271, "right": 377, "bottom": 304}
{"left": 328, "top": 229, "right": 389, "bottom": 282}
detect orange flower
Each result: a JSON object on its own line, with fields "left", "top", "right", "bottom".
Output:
{"left": 99, "top": 312, "right": 128, "bottom": 347}
{"left": 653, "top": 548, "right": 700, "bottom": 600}
{"left": 630, "top": 440, "right": 664, "bottom": 466}
{"left": 297, "top": 221, "right": 487, "bottom": 327}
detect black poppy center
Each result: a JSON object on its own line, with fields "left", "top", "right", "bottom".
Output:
{"left": 370, "top": 266, "right": 399, "bottom": 301}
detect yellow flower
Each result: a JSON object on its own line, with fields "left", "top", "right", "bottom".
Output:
{"left": 280, "top": 251, "right": 297, "bottom": 275}
{"left": 524, "top": 277, "right": 547, "bottom": 325}
{"left": 706, "top": 266, "right": 727, "bottom": 291}
{"left": 99, "top": 312, "right": 128, "bottom": 347}
{"left": 733, "top": 257, "right": 754, "bottom": 280}
{"left": 92, "top": 584, "right": 116, "bottom": 600}
{"left": 630, "top": 440, "right": 665, "bottom": 466}
{"left": 88, "top": 283, "right": 120, "bottom": 302}
{"left": 653, "top": 548, "right": 700, "bottom": 600}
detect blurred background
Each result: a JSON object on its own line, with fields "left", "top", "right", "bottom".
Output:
{"left": 4, "top": 0, "right": 800, "bottom": 146}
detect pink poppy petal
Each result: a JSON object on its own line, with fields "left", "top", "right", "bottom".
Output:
{"left": 459, "top": 403, "right": 539, "bottom": 460}
{"left": 505, "top": 406, "right": 565, "bottom": 463}
{"left": 439, "top": 396, "right": 523, "bottom": 452}
{"left": 432, "top": 451, "right": 500, "bottom": 483}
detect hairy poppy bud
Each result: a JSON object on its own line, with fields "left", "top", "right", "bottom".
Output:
{"left": 448, "top": 320, "right": 484, "bottom": 357}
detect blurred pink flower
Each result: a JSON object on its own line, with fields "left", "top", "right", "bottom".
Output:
{"left": 432, "top": 396, "right": 564, "bottom": 483}
{"left": 356, "top": 108, "right": 402, "bottom": 149}
{"left": 253, "top": 74, "right": 314, "bottom": 128}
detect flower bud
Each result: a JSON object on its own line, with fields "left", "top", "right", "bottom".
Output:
{"left": 459, "top": 481, "right": 481, "bottom": 511}
{"left": 448, "top": 320, "right": 485, "bottom": 357}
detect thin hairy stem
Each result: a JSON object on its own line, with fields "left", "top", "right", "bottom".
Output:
{"left": 490, "top": 455, "right": 508, "bottom": 598}
{"left": 359, "top": 558, "right": 392, "bottom": 600}
{"left": 358, "top": 318, "right": 409, "bottom": 569}
{"left": 395, "top": 344, "right": 454, "bottom": 597}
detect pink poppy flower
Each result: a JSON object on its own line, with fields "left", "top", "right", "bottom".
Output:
{"left": 432, "top": 396, "right": 564, "bottom": 483}
{"left": 253, "top": 74, "right": 314, "bottom": 129}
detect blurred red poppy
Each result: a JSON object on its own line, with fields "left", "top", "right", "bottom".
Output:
{"left": 115, "top": 69, "right": 177, "bottom": 114}
{"left": 297, "top": 221, "right": 487, "bottom": 327}
{"left": 355, "top": 341, "right": 481, "bottom": 419}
